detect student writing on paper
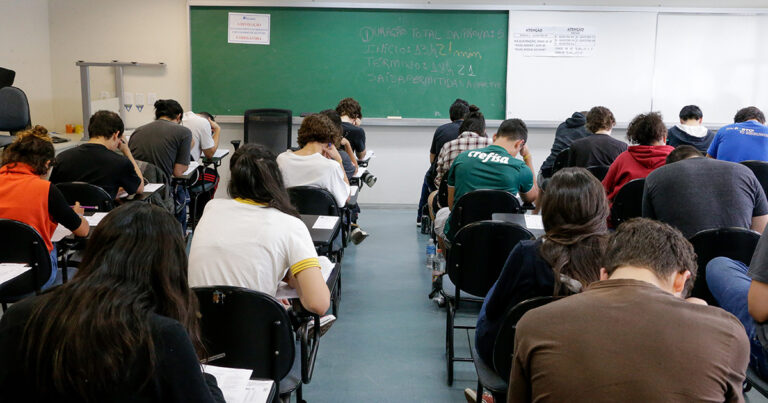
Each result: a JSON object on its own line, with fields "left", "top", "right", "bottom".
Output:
{"left": 0, "top": 126, "right": 89, "bottom": 291}
{"left": 0, "top": 203, "right": 225, "bottom": 402}
{"left": 336, "top": 97, "right": 377, "bottom": 190}
{"left": 129, "top": 99, "right": 193, "bottom": 230}
{"left": 50, "top": 110, "right": 144, "bottom": 198}
{"left": 182, "top": 110, "right": 220, "bottom": 161}
{"left": 189, "top": 144, "right": 331, "bottom": 315}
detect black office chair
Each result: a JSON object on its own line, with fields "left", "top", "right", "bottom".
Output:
{"left": 287, "top": 186, "right": 347, "bottom": 259}
{"left": 688, "top": 227, "right": 760, "bottom": 306}
{"left": 0, "top": 219, "right": 53, "bottom": 309}
{"left": 745, "top": 366, "right": 768, "bottom": 397}
{"left": 552, "top": 148, "right": 570, "bottom": 175}
{"left": 610, "top": 178, "right": 645, "bottom": 228}
{"left": 446, "top": 189, "right": 523, "bottom": 240}
{"left": 55, "top": 182, "right": 115, "bottom": 212}
{"left": 0, "top": 67, "right": 15, "bottom": 88}
{"left": 194, "top": 286, "right": 316, "bottom": 403}
{"left": 244, "top": 109, "right": 292, "bottom": 156}
{"left": 472, "top": 296, "right": 562, "bottom": 403}
{"left": 586, "top": 165, "right": 610, "bottom": 181}
{"left": 0, "top": 85, "right": 30, "bottom": 148}
{"left": 443, "top": 220, "right": 534, "bottom": 385}
{"left": 741, "top": 160, "right": 768, "bottom": 199}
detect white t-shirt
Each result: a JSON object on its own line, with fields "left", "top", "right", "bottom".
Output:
{"left": 276, "top": 151, "right": 350, "bottom": 207}
{"left": 188, "top": 199, "right": 319, "bottom": 295}
{"left": 182, "top": 111, "right": 215, "bottom": 161}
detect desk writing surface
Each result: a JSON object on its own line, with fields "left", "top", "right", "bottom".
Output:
{"left": 299, "top": 214, "right": 340, "bottom": 245}
{"left": 0, "top": 263, "right": 31, "bottom": 287}
{"left": 491, "top": 213, "right": 545, "bottom": 238}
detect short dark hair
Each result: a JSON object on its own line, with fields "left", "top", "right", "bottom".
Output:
{"left": 666, "top": 145, "right": 703, "bottom": 164}
{"left": 197, "top": 111, "right": 214, "bottom": 121}
{"left": 603, "top": 218, "right": 697, "bottom": 289}
{"left": 679, "top": 105, "right": 703, "bottom": 121}
{"left": 2, "top": 125, "right": 54, "bottom": 175}
{"left": 297, "top": 113, "right": 340, "bottom": 147}
{"left": 336, "top": 98, "right": 362, "bottom": 119}
{"left": 496, "top": 118, "right": 528, "bottom": 142}
{"left": 88, "top": 110, "right": 124, "bottom": 139}
{"left": 449, "top": 99, "right": 470, "bottom": 121}
{"left": 734, "top": 106, "right": 765, "bottom": 124}
{"left": 626, "top": 112, "right": 667, "bottom": 145}
{"left": 458, "top": 105, "right": 485, "bottom": 136}
{"left": 319, "top": 109, "right": 343, "bottom": 146}
{"left": 586, "top": 106, "right": 615, "bottom": 133}
{"left": 154, "top": 99, "right": 183, "bottom": 120}
{"left": 228, "top": 144, "right": 299, "bottom": 218}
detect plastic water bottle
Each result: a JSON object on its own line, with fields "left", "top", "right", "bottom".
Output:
{"left": 432, "top": 249, "right": 446, "bottom": 279}
{"left": 426, "top": 238, "right": 436, "bottom": 269}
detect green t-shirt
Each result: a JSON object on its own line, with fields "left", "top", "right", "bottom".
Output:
{"left": 444, "top": 144, "right": 533, "bottom": 239}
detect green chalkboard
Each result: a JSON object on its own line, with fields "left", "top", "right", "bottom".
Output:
{"left": 190, "top": 7, "right": 507, "bottom": 119}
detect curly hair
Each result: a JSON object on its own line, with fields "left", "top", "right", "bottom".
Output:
{"left": 2, "top": 125, "right": 54, "bottom": 175}
{"left": 586, "top": 106, "right": 616, "bottom": 133}
{"left": 336, "top": 98, "right": 362, "bottom": 119}
{"left": 626, "top": 112, "right": 667, "bottom": 145}
{"left": 297, "top": 114, "right": 340, "bottom": 147}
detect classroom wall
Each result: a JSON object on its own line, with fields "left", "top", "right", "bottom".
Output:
{"left": 0, "top": 0, "right": 54, "bottom": 129}
{"left": 2, "top": 0, "right": 765, "bottom": 205}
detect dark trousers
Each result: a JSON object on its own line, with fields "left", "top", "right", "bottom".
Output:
{"left": 173, "top": 184, "right": 189, "bottom": 233}
{"left": 418, "top": 170, "right": 436, "bottom": 220}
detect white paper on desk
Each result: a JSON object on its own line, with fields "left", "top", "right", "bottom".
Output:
{"left": 144, "top": 183, "right": 164, "bottom": 192}
{"left": 0, "top": 263, "right": 30, "bottom": 286}
{"left": 350, "top": 186, "right": 358, "bottom": 197}
{"left": 312, "top": 216, "right": 339, "bottom": 230}
{"left": 203, "top": 149, "right": 230, "bottom": 159}
{"left": 244, "top": 380, "right": 274, "bottom": 403}
{"left": 202, "top": 364, "right": 253, "bottom": 403}
{"left": 85, "top": 212, "right": 109, "bottom": 226}
{"left": 353, "top": 167, "right": 367, "bottom": 178}
{"left": 183, "top": 161, "right": 201, "bottom": 176}
{"left": 275, "top": 257, "right": 334, "bottom": 299}
{"left": 524, "top": 214, "right": 544, "bottom": 230}
{"left": 51, "top": 224, "right": 72, "bottom": 242}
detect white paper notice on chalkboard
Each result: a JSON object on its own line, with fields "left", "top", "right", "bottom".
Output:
{"left": 228, "top": 13, "right": 270, "bottom": 45}
{"left": 513, "top": 26, "right": 596, "bottom": 57}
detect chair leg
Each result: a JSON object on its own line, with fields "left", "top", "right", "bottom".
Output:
{"left": 477, "top": 381, "right": 484, "bottom": 403}
{"left": 296, "top": 383, "right": 306, "bottom": 403}
{"left": 446, "top": 300, "right": 455, "bottom": 385}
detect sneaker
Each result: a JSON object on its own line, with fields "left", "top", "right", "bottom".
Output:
{"left": 464, "top": 388, "right": 494, "bottom": 403}
{"left": 307, "top": 314, "right": 336, "bottom": 338}
{"left": 350, "top": 227, "right": 369, "bottom": 245}
{"left": 363, "top": 173, "right": 377, "bottom": 187}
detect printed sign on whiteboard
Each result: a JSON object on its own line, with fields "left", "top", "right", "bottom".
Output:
{"left": 513, "top": 26, "right": 596, "bottom": 57}
{"left": 228, "top": 13, "right": 270, "bottom": 45}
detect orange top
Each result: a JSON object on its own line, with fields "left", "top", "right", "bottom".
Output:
{"left": 0, "top": 163, "right": 56, "bottom": 251}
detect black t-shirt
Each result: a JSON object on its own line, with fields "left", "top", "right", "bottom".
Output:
{"left": 430, "top": 120, "right": 462, "bottom": 156}
{"left": 341, "top": 122, "right": 366, "bottom": 155}
{"left": 51, "top": 143, "right": 142, "bottom": 199}
{"left": 48, "top": 183, "right": 84, "bottom": 232}
{"left": 540, "top": 113, "right": 590, "bottom": 173}
{"left": 643, "top": 157, "right": 768, "bottom": 238}
{"left": 0, "top": 295, "right": 225, "bottom": 402}
{"left": 568, "top": 134, "right": 627, "bottom": 168}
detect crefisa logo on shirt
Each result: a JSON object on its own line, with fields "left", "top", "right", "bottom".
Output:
{"left": 466, "top": 150, "right": 510, "bottom": 164}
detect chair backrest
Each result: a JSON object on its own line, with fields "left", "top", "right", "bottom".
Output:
{"left": 0, "top": 86, "right": 31, "bottom": 133}
{"left": 688, "top": 227, "right": 760, "bottom": 305}
{"left": 0, "top": 67, "right": 14, "bottom": 88}
{"left": 437, "top": 177, "right": 449, "bottom": 208}
{"left": 741, "top": 160, "right": 768, "bottom": 199}
{"left": 193, "top": 286, "right": 295, "bottom": 383}
{"left": 447, "top": 220, "right": 534, "bottom": 297}
{"left": 287, "top": 185, "right": 341, "bottom": 217}
{"left": 55, "top": 182, "right": 114, "bottom": 212}
{"left": 447, "top": 189, "right": 522, "bottom": 239}
{"left": 552, "top": 148, "right": 570, "bottom": 174}
{"left": 585, "top": 165, "right": 610, "bottom": 181}
{"left": 136, "top": 160, "right": 174, "bottom": 214}
{"left": 610, "top": 178, "right": 645, "bottom": 227}
{"left": 492, "top": 296, "right": 562, "bottom": 379}
{"left": 0, "top": 219, "right": 52, "bottom": 297}
{"left": 243, "top": 109, "right": 292, "bottom": 156}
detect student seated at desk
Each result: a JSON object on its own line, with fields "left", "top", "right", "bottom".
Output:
{"left": 474, "top": 168, "right": 609, "bottom": 369}
{"left": 568, "top": 106, "right": 626, "bottom": 168}
{"left": 320, "top": 109, "right": 357, "bottom": 180}
{"left": 50, "top": 110, "right": 144, "bottom": 198}
{"left": 0, "top": 203, "right": 224, "bottom": 402}
{"left": 336, "top": 97, "right": 377, "bottom": 188}
{"left": 189, "top": 144, "right": 331, "bottom": 315}
{"left": 0, "top": 126, "right": 88, "bottom": 289}
{"left": 182, "top": 110, "right": 220, "bottom": 161}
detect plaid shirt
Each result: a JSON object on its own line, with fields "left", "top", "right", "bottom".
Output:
{"left": 434, "top": 131, "right": 493, "bottom": 187}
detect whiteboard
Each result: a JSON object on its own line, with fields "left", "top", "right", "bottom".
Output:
{"left": 506, "top": 11, "right": 658, "bottom": 123}
{"left": 652, "top": 13, "right": 768, "bottom": 126}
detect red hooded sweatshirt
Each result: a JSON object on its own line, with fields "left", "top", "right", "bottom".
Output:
{"left": 602, "top": 145, "right": 674, "bottom": 202}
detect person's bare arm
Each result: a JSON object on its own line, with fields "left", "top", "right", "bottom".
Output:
{"left": 201, "top": 118, "right": 221, "bottom": 159}
{"left": 322, "top": 144, "right": 350, "bottom": 186}
{"left": 447, "top": 186, "right": 455, "bottom": 210}
{"left": 286, "top": 267, "right": 330, "bottom": 315}
{"left": 118, "top": 139, "right": 144, "bottom": 194}
{"left": 71, "top": 202, "right": 90, "bottom": 237}
{"left": 520, "top": 145, "right": 539, "bottom": 204}
{"left": 752, "top": 215, "right": 768, "bottom": 234}
{"left": 173, "top": 163, "right": 189, "bottom": 178}
{"left": 749, "top": 279, "right": 768, "bottom": 323}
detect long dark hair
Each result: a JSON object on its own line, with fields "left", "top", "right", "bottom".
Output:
{"left": 2, "top": 125, "right": 54, "bottom": 175}
{"left": 21, "top": 203, "right": 201, "bottom": 401}
{"left": 539, "top": 167, "right": 609, "bottom": 295}
{"left": 458, "top": 105, "right": 486, "bottom": 136}
{"left": 228, "top": 143, "right": 299, "bottom": 218}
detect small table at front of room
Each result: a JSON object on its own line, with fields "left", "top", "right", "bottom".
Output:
{"left": 491, "top": 213, "right": 546, "bottom": 238}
